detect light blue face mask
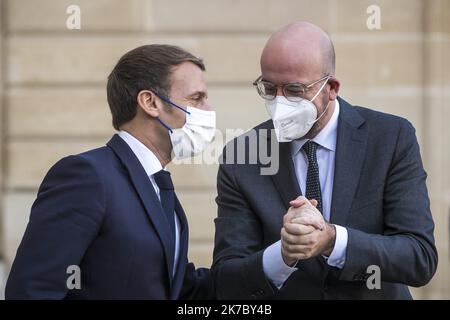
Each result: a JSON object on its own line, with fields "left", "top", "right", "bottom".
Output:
{"left": 153, "top": 93, "right": 216, "bottom": 159}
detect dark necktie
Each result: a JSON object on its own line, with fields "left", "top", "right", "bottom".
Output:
{"left": 302, "top": 141, "right": 323, "bottom": 213}
{"left": 153, "top": 170, "right": 176, "bottom": 238}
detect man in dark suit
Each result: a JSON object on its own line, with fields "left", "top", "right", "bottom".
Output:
{"left": 6, "top": 44, "right": 215, "bottom": 299}
{"left": 212, "top": 22, "right": 438, "bottom": 299}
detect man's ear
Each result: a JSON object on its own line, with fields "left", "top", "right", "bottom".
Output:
{"left": 327, "top": 76, "right": 340, "bottom": 100}
{"left": 137, "top": 90, "right": 160, "bottom": 118}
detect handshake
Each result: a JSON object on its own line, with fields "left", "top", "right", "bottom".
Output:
{"left": 281, "top": 196, "right": 337, "bottom": 266}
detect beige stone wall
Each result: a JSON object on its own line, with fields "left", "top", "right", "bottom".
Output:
{"left": 0, "top": 0, "right": 5, "bottom": 299}
{"left": 0, "top": 0, "right": 449, "bottom": 299}
{"left": 421, "top": 0, "right": 450, "bottom": 299}
{"left": 0, "top": 0, "right": 4, "bottom": 259}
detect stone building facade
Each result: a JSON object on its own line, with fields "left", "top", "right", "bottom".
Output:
{"left": 0, "top": 0, "right": 449, "bottom": 299}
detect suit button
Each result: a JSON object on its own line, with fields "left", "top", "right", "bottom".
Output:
{"left": 258, "top": 289, "right": 265, "bottom": 295}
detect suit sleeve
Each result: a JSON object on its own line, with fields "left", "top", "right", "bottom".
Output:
{"left": 5, "top": 155, "right": 106, "bottom": 299}
{"left": 179, "top": 261, "right": 215, "bottom": 299}
{"left": 211, "top": 160, "right": 276, "bottom": 300}
{"left": 339, "top": 119, "right": 438, "bottom": 286}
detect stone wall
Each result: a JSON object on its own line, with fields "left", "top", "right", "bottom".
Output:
{"left": 0, "top": 0, "right": 449, "bottom": 299}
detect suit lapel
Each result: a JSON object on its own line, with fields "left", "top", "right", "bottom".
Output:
{"left": 106, "top": 134, "right": 175, "bottom": 286}
{"left": 270, "top": 140, "right": 303, "bottom": 209}
{"left": 330, "top": 98, "right": 368, "bottom": 226}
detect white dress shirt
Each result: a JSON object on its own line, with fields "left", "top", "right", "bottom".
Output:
{"left": 118, "top": 130, "right": 181, "bottom": 276}
{"left": 263, "top": 99, "right": 348, "bottom": 288}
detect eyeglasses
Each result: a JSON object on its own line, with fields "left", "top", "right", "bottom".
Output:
{"left": 253, "top": 74, "right": 331, "bottom": 102}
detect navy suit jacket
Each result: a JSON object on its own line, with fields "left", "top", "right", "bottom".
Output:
{"left": 6, "top": 134, "right": 212, "bottom": 299}
{"left": 212, "top": 97, "right": 438, "bottom": 299}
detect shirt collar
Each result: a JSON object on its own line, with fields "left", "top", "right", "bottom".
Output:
{"left": 118, "top": 130, "right": 163, "bottom": 177}
{"left": 291, "top": 98, "right": 340, "bottom": 156}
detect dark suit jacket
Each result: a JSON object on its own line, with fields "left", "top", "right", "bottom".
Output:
{"left": 212, "top": 97, "right": 438, "bottom": 299}
{"left": 6, "top": 134, "right": 212, "bottom": 300}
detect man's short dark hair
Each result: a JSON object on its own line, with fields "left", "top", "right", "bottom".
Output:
{"left": 107, "top": 44, "right": 205, "bottom": 130}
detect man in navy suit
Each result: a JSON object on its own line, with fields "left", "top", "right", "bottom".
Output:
{"left": 212, "top": 22, "right": 438, "bottom": 299}
{"left": 6, "top": 44, "right": 215, "bottom": 299}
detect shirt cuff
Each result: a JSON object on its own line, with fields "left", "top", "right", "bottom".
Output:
{"left": 262, "top": 240, "right": 297, "bottom": 289}
{"left": 325, "top": 225, "right": 348, "bottom": 269}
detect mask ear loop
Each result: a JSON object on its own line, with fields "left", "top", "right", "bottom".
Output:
{"left": 154, "top": 93, "right": 191, "bottom": 115}
{"left": 310, "top": 76, "right": 331, "bottom": 103}
{"left": 152, "top": 92, "right": 192, "bottom": 134}
{"left": 307, "top": 77, "right": 332, "bottom": 126}
{"left": 308, "top": 100, "right": 331, "bottom": 126}
{"left": 156, "top": 117, "right": 173, "bottom": 134}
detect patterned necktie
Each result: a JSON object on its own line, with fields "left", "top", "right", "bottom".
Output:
{"left": 302, "top": 141, "right": 323, "bottom": 213}
{"left": 153, "top": 170, "right": 176, "bottom": 238}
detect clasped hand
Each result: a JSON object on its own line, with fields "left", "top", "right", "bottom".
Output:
{"left": 281, "top": 196, "right": 336, "bottom": 266}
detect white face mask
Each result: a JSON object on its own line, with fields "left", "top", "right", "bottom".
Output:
{"left": 265, "top": 77, "right": 330, "bottom": 142}
{"left": 155, "top": 94, "right": 216, "bottom": 159}
{"left": 169, "top": 106, "right": 216, "bottom": 159}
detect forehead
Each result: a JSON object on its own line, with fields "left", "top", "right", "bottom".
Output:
{"left": 261, "top": 69, "right": 320, "bottom": 86}
{"left": 260, "top": 42, "right": 323, "bottom": 84}
{"left": 169, "top": 61, "right": 207, "bottom": 94}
